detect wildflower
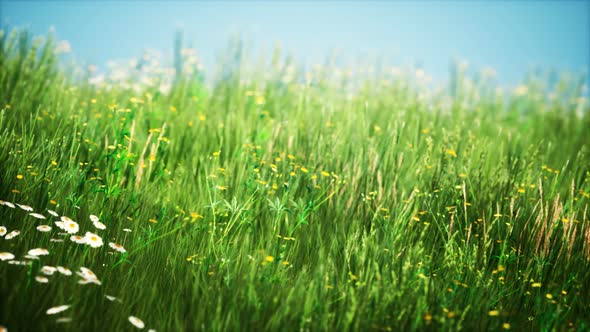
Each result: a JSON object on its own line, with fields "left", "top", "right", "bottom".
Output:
{"left": 89, "top": 214, "right": 99, "bottom": 223}
{"left": 47, "top": 210, "right": 59, "bottom": 217}
{"left": 37, "top": 225, "right": 52, "bottom": 232}
{"left": 5, "top": 230, "right": 20, "bottom": 240}
{"left": 502, "top": 323, "right": 511, "bottom": 329}
{"left": 29, "top": 212, "right": 46, "bottom": 219}
{"left": 84, "top": 232, "right": 103, "bottom": 248}
{"left": 488, "top": 310, "right": 500, "bottom": 316}
{"left": 36, "top": 276, "right": 49, "bottom": 283}
{"left": 77, "top": 267, "right": 101, "bottom": 285}
{"left": 105, "top": 295, "right": 120, "bottom": 302}
{"left": 93, "top": 220, "right": 106, "bottom": 230}
{"left": 41, "top": 266, "right": 57, "bottom": 275}
{"left": 531, "top": 282, "right": 542, "bottom": 288}
{"left": 0, "top": 226, "right": 6, "bottom": 236}
{"left": 56, "top": 317, "right": 73, "bottom": 323}
{"left": 109, "top": 242, "right": 126, "bottom": 253}
{"left": 28, "top": 248, "right": 49, "bottom": 256}
{"left": 446, "top": 149, "right": 457, "bottom": 157}
{"left": 0, "top": 252, "right": 15, "bottom": 261}
{"left": 24, "top": 255, "right": 40, "bottom": 260}
{"left": 62, "top": 218, "right": 79, "bottom": 234}
{"left": 123, "top": 228, "right": 132, "bottom": 232}
{"left": 16, "top": 203, "right": 33, "bottom": 211}
{"left": 57, "top": 266, "right": 73, "bottom": 275}
{"left": 1, "top": 200, "right": 16, "bottom": 208}
{"left": 70, "top": 235, "right": 86, "bottom": 244}
{"left": 50, "top": 238, "right": 64, "bottom": 242}
{"left": 46, "top": 305, "right": 70, "bottom": 315}
{"left": 8, "top": 260, "right": 30, "bottom": 265}
{"left": 129, "top": 316, "right": 145, "bottom": 329}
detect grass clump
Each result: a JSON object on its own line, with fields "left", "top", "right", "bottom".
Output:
{"left": 0, "top": 28, "right": 589, "bottom": 331}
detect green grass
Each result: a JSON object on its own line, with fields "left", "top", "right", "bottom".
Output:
{"left": 1, "top": 28, "right": 589, "bottom": 331}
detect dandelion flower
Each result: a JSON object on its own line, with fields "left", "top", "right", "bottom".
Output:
{"left": 47, "top": 210, "right": 59, "bottom": 217}
{"left": 41, "top": 266, "right": 57, "bottom": 275}
{"left": 0, "top": 226, "right": 6, "bottom": 236}
{"left": 70, "top": 235, "right": 86, "bottom": 244}
{"left": 5, "top": 230, "right": 20, "bottom": 240}
{"left": 28, "top": 248, "right": 50, "bottom": 256}
{"left": 89, "top": 215, "right": 99, "bottom": 223}
{"left": 84, "top": 232, "right": 103, "bottom": 248}
{"left": 46, "top": 305, "right": 70, "bottom": 315}
{"left": 109, "top": 242, "right": 126, "bottom": 253}
{"left": 128, "top": 316, "right": 145, "bottom": 329}
{"left": 1, "top": 200, "right": 16, "bottom": 208}
{"left": 0, "top": 252, "right": 15, "bottom": 261}
{"left": 57, "top": 266, "right": 73, "bottom": 275}
{"left": 488, "top": 310, "right": 500, "bottom": 317}
{"left": 93, "top": 220, "right": 106, "bottom": 230}
{"left": 29, "top": 213, "right": 46, "bottom": 219}
{"left": 16, "top": 203, "right": 34, "bottom": 211}
{"left": 35, "top": 276, "right": 49, "bottom": 283}
{"left": 37, "top": 225, "right": 52, "bottom": 232}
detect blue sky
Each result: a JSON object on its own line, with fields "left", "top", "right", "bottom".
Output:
{"left": 1, "top": 1, "right": 589, "bottom": 84}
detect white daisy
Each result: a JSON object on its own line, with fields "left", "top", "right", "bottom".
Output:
{"left": 93, "top": 220, "right": 106, "bottom": 230}
{"left": 148, "top": 329, "right": 156, "bottom": 332}
{"left": 16, "top": 203, "right": 34, "bottom": 211}
{"left": 78, "top": 278, "right": 102, "bottom": 285}
{"left": 35, "top": 275, "right": 49, "bottom": 283}
{"left": 77, "top": 267, "right": 101, "bottom": 285}
{"left": 60, "top": 216, "right": 73, "bottom": 222}
{"left": 8, "top": 260, "right": 28, "bottom": 265}
{"left": 37, "top": 225, "right": 52, "bottom": 232}
{"left": 0, "top": 252, "right": 15, "bottom": 261}
{"left": 63, "top": 219, "right": 79, "bottom": 234}
{"left": 24, "top": 255, "right": 40, "bottom": 260}
{"left": 0, "top": 226, "right": 6, "bottom": 236}
{"left": 56, "top": 317, "right": 73, "bottom": 323}
{"left": 89, "top": 214, "right": 99, "bottom": 223}
{"left": 5, "top": 230, "right": 20, "bottom": 240}
{"left": 29, "top": 213, "right": 46, "bottom": 219}
{"left": 123, "top": 228, "right": 132, "bottom": 232}
{"left": 50, "top": 238, "right": 64, "bottom": 242}
{"left": 70, "top": 235, "right": 86, "bottom": 244}
{"left": 84, "top": 232, "right": 103, "bottom": 248}
{"left": 105, "top": 295, "right": 121, "bottom": 302}
{"left": 41, "top": 265, "right": 57, "bottom": 275}
{"left": 46, "top": 305, "right": 70, "bottom": 315}
{"left": 78, "top": 267, "right": 97, "bottom": 279}
{"left": 128, "top": 316, "right": 145, "bottom": 329}
{"left": 57, "top": 266, "right": 73, "bottom": 275}
{"left": 109, "top": 242, "right": 126, "bottom": 253}
{"left": 1, "top": 200, "right": 16, "bottom": 208}
{"left": 28, "top": 248, "right": 49, "bottom": 256}
{"left": 47, "top": 210, "right": 59, "bottom": 217}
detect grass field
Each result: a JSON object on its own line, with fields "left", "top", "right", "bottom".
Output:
{"left": 1, "top": 29, "right": 589, "bottom": 331}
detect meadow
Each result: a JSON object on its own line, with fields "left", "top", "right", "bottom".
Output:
{"left": 0, "top": 29, "right": 589, "bottom": 331}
